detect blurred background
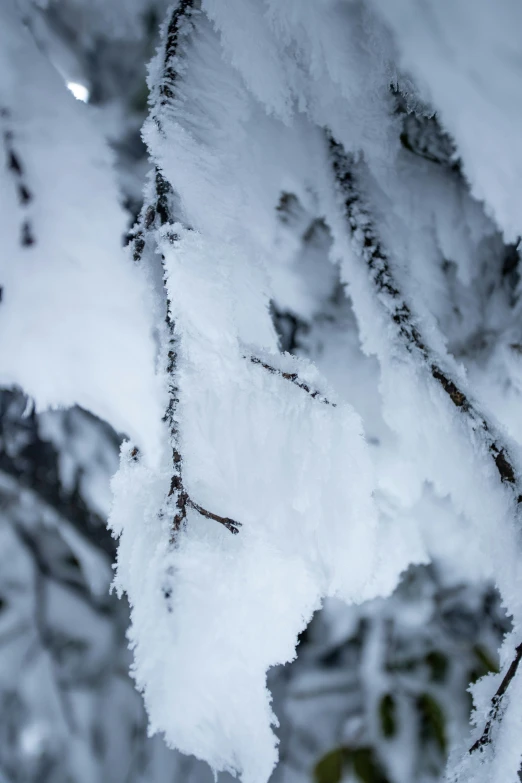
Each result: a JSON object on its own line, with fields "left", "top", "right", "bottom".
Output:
{"left": 0, "top": 2, "right": 512, "bottom": 781}
{"left": 0, "top": 386, "right": 508, "bottom": 783}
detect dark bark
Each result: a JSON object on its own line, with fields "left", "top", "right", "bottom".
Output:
{"left": 250, "top": 357, "right": 336, "bottom": 407}
{"left": 469, "top": 643, "right": 522, "bottom": 754}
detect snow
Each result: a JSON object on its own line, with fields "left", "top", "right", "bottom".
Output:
{"left": 66, "top": 81, "right": 89, "bottom": 102}
{"left": 369, "top": 0, "right": 522, "bottom": 242}
{"left": 6, "top": 1, "right": 522, "bottom": 782}
{"left": 110, "top": 8, "right": 432, "bottom": 778}
{"left": 110, "top": 225, "right": 390, "bottom": 779}
{"left": 110, "top": 2, "right": 522, "bottom": 780}
{"left": 0, "top": 0, "right": 163, "bottom": 463}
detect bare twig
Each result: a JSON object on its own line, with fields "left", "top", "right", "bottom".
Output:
{"left": 188, "top": 500, "right": 241, "bottom": 535}
{"left": 249, "top": 356, "right": 336, "bottom": 407}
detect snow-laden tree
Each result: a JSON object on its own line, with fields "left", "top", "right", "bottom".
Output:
{"left": 2, "top": 1, "right": 522, "bottom": 782}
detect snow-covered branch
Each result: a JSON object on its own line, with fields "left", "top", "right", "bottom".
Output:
{"left": 330, "top": 135, "right": 522, "bottom": 765}
{"left": 329, "top": 137, "right": 521, "bottom": 499}
{"left": 469, "top": 643, "right": 522, "bottom": 754}
{"left": 129, "top": 0, "right": 242, "bottom": 538}
{"left": 249, "top": 356, "right": 336, "bottom": 407}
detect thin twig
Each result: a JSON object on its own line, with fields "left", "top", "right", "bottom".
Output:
{"left": 469, "top": 643, "right": 522, "bottom": 753}
{"left": 249, "top": 356, "right": 336, "bottom": 407}
{"left": 188, "top": 500, "right": 241, "bottom": 535}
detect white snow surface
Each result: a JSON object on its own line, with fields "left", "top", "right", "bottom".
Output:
{"left": 369, "top": 0, "right": 522, "bottom": 242}
{"left": 0, "top": 0, "right": 163, "bottom": 461}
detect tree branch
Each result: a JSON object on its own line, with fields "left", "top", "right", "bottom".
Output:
{"left": 329, "top": 136, "right": 522, "bottom": 754}
{"left": 329, "top": 136, "right": 521, "bottom": 496}
{"left": 132, "top": 5, "right": 339, "bottom": 539}
{"left": 469, "top": 643, "right": 522, "bottom": 753}
{"left": 187, "top": 500, "right": 241, "bottom": 535}
{"left": 160, "top": 0, "right": 196, "bottom": 106}
{"left": 131, "top": 1, "right": 240, "bottom": 539}
{"left": 249, "top": 357, "right": 336, "bottom": 407}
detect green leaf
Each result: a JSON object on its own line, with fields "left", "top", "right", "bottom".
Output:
{"left": 351, "top": 748, "right": 389, "bottom": 783}
{"left": 313, "top": 748, "right": 344, "bottom": 783}
{"left": 417, "top": 693, "right": 447, "bottom": 754}
{"left": 425, "top": 651, "right": 448, "bottom": 683}
{"left": 473, "top": 644, "right": 499, "bottom": 675}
